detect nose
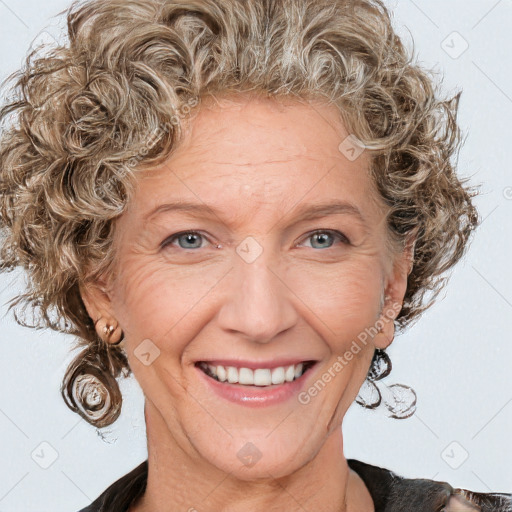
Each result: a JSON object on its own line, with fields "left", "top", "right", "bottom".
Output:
{"left": 216, "top": 252, "right": 298, "bottom": 344}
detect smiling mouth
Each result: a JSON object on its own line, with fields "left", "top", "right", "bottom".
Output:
{"left": 195, "top": 361, "right": 317, "bottom": 387}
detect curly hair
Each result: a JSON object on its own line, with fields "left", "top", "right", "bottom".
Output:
{"left": 0, "top": 0, "right": 479, "bottom": 427}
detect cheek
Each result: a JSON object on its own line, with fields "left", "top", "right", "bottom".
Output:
{"left": 110, "top": 255, "right": 227, "bottom": 352}
{"left": 111, "top": 245, "right": 384, "bottom": 364}
{"left": 285, "top": 257, "right": 384, "bottom": 341}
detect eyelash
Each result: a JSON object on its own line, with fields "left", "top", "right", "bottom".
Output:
{"left": 160, "top": 229, "right": 350, "bottom": 250}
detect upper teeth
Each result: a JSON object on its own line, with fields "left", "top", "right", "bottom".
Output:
{"left": 199, "top": 362, "right": 305, "bottom": 386}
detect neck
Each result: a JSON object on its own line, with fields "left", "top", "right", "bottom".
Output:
{"left": 129, "top": 400, "right": 373, "bottom": 512}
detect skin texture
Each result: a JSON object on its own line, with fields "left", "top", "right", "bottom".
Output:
{"left": 81, "top": 94, "right": 415, "bottom": 512}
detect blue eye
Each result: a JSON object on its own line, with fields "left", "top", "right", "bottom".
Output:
{"left": 161, "top": 231, "right": 207, "bottom": 250}
{"left": 161, "top": 229, "right": 349, "bottom": 251}
{"left": 301, "top": 230, "right": 349, "bottom": 249}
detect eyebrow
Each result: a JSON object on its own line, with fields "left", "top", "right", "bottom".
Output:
{"left": 144, "top": 199, "right": 367, "bottom": 225}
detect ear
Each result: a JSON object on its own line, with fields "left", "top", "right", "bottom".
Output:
{"left": 79, "top": 275, "right": 122, "bottom": 344}
{"left": 79, "top": 277, "right": 115, "bottom": 323}
{"left": 375, "top": 227, "right": 419, "bottom": 350}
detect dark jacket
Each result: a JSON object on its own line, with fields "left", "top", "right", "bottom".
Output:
{"left": 78, "top": 458, "right": 512, "bottom": 512}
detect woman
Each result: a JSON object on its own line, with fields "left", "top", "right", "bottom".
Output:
{"left": 0, "top": 0, "right": 510, "bottom": 510}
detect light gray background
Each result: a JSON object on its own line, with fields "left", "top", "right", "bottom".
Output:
{"left": 0, "top": 1, "right": 511, "bottom": 511}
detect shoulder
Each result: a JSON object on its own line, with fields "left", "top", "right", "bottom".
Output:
{"left": 347, "top": 458, "right": 512, "bottom": 512}
{"left": 76, "top": 460, "right": 148, "bottom": 512}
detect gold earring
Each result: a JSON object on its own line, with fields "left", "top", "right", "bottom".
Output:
{"left": 103, "top": 324, "right": 115, "bottom": 337}
{"left": 94, "top": 317, "right": 124, "bottom": 345}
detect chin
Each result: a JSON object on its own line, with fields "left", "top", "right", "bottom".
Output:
{"left": 188, "top": 428, "right": 323, "bottom": 480}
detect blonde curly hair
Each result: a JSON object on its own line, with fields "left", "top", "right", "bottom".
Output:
{"left": 0, "top": 0, "right": 479, "bottom": 427}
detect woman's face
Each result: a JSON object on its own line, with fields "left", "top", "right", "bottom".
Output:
{"left": 89, "top": 94, "right": 410, "bottom": 478}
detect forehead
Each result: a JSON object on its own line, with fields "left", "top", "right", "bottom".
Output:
{"left": 130, "top": 94, "right": 384, "bottom": 224}
{"left": 167, "top": 93, "right": 365, "bottom": 171}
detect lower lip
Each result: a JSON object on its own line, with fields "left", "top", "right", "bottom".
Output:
{"left": 195, "top": 364, "right": 315, "bottom": 407}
